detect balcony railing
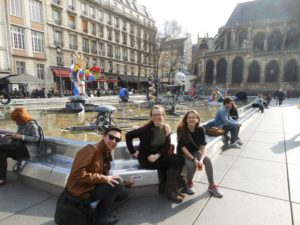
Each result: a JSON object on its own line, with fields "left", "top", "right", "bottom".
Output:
{"left": 82, "top": 47, "right": 89, "bottom": 53}
{"left": 54, "top": 41, "right": 63, "bottom": 47}
{"left": 52, "top": 0, "right": 61, "bottom": 5}
{"left": 69, "top": 44, "right": 77, "bottom": 50}
{"left": 54, "top": 19, "right": 61, "bottom": 25}
{"left": 91, "top": 48, "right": 98, "bottom": 54}
{"left": 68, "top": 5, "right": 75, "bottom": 11}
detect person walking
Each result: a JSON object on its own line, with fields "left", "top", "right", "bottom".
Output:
{"left": 0, "top": 107, "right": 40, "bottom": 185}
{"left": 125, "top": 105, "right": 185, "bottom": 203}
{"left": 177, "top": 110, "right": 223, "bottom": 197}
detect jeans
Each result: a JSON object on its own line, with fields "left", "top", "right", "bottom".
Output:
{"left": 222, "top": 124, "right": 240, "bottom": 144}
{"left": 90, "top": 179, "right": 128, "bottom": 215}
{"left": 183, "top": 151, "right": 214, "bottom": 186}
{"left": 0, "top": 142, "right": 29, "bottom": 180}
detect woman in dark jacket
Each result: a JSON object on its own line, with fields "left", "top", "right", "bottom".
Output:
{"left": 126, "top": 105, "right": 184, "bottom": 203}
{"left": 0, "top": 107, "right": 40, "bottom": 185}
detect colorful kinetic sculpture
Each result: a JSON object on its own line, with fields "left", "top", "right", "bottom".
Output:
{"left": 70, "top": 52, "right": 101, "bottom": 96}
{"left": 208, "top": 87, "right": 229, "bottom": 103}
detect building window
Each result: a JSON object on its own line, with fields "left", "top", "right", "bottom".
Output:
{"left": 32, "top": 31, "right": 44, "bottom": 53}
{"left": 107, "top": 45, "right": 113, "bottom": 57}
{"left": 205, "top": 60, "right": 214, "bottom": 84}
{"left": 16, "top": 61, "right": 26, "bottom": 74}
{"left": 92, "top": 58, "right": 97, "bottom": 66}
{"left": 100, "top": 59, "right": 104, "bottom": 68}
{"left": 68, "top": 0, "right": 75, "bottom": 11}
{"left": 82, "top": 19, "right": 88, "bottom": 33}
{"left": 99, "top": 25, "right": 104, "bottom": 38}
{"left": 81, "top": 2, "right": 88, "bottom": 15}
{"left": 30, "top": 0, "right": 42, "bottom": 23}
{"left": 36, "top": 64, "right": 45, "bottom": 80}
{"left": 68, "top": 15, "right": 75, "bottom": 29}
{"left": 98, "top": 10, "right": 104, "bottom": 21}
{"left": 265, "top": 60, "right": 279, "bottom": 82}
{"left": 91, "top": 40, "right": 97, "bottom": 54}
{"left": 284, "top": 59, "right": 298, "bottom": 82}
{"left": 107, "top": 14, "right": 112, "bottom": 25}
{"left": 107, "top": 28, "right": 112, "bottom": 41}
{"left": 232, "top": 57, "right": 243, "bottom": 83}
{"left": 11, "top": 26, "right": 25, "bottom": 50}
{"left": 267, "top": 30, "right": 282, "bottom": 51}
{"left": 216, "top": 58, "right": 227, "bottom": 83}
{"left": 54, "top": 31, "right": 62, "bottom": 46}
{"left": 69, "top": 34, "right": 77, "bottom": 50}
{"left": 99, "top": 42, "right": 104, "bottom": 56}
{"left": 90, "top": 7, "right": 95, "bottom": 19}
{"left": 10, "top": 0, "right": 22, "bottom": 17}
{"left": 248, "top": 61, "right": 260, "bottom": 83}
{"left": 83, "top": 39, "right": 89, "bottom": 53}
{"left": 53, "top": 9, "right": 61, "bottom": 25}
{"left": 91, "top": 23, "right": 96, "bottom": 35}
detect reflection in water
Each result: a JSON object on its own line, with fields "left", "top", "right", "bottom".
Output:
{"left": 0, "top": 101, "right": 234, "bottom": 142}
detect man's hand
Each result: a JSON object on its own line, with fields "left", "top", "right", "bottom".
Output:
{"left": 148, "top": 153, "right": 160, "bottom": 163}
{"left": 107, "top": 175, "right": 121, "bottom": 187}
{"left": 132, "top": 151, "right": 139, "bottom": 158}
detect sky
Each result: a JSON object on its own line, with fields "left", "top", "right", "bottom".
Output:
{"left": 138, "top": 0, "right": 251, "bottom": 43}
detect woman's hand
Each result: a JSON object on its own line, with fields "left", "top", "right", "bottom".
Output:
{"left": 194, "top": 159, "right": 203, "bottom": 171}
{"left": 132, "top": 151, "right": 139, "bottom": 158}
{"left": 148, "top": 153, "right": 160, "bottom": 163}
{"left": 11, "top": 133, "right": 22, "bottom": 140}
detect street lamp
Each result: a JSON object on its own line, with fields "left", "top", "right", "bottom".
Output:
{"left": 56, "top": 45, "right": 63, "bottom": 97}
{"left": 124, "top": 56, "right": 128, "bottom": 89}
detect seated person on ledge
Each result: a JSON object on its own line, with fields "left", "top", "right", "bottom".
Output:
{"left": 58, "top": 127, "right": 133, "bottom": 225}
{"left": 0, "top": 107, "right": 40, "bottom": 185}
{"left": 252, "top": 93, "right": 265, "bottom": 113}
{"left": 212, "top": 97, "right": 243, "bottom": 149}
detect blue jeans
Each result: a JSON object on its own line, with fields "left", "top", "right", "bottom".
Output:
{"left": 222, "top": 124, "right": 240, "bottom": 144}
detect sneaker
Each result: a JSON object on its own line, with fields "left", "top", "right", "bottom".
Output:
{"left": 185, "top": 181, "right": 195, "bottom": 195}
{"left": 208, "top": 184, "right": 223, "bottom": 198}
{"left": 237, "top": 139, "right": 243, "bottom": 146}
{"left": 229, "top": 142, "right": 241, "bottom": 149}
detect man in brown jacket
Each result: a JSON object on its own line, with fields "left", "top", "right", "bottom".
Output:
{"left": 66, "top": 127, "right": 130, "bottom": 225}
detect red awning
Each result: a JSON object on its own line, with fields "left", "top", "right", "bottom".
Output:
{"left": 53, "top": 69, "right": 70, "bottom": 77}
{"left": 106, "top": 79, "right": 117, "bottom": 83}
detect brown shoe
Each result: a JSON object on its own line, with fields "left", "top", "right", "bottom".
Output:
{"left": 166, "top": 191, "right": 183, "bottom": 203}
{"left": 174, "top": 188, "right": 185, "bottom": 198}
{"left": 0, "top": 179, "right": 6, "bottom": 185}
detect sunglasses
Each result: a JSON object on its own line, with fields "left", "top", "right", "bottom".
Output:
{"left": 108, "top": 134, "right": 121, "bottom": 143}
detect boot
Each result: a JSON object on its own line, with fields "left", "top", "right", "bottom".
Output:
{"left": 174, "top": 171, "right": 185, "bottom": 198}
{"left": 157, "top": 169, "right": 166, "bottom": 194}
{"left": 165, "top": 169, "right": 183, "bottom": 203}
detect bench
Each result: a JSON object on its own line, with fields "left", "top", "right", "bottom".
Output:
{"left": 7, "top": 103, "right": 259, "bottom": 198}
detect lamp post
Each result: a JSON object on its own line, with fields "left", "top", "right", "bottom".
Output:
{"left": 124, "top": 56, "right": 128, "bottom": 89}
{"left": 56, "top": 45, "right": 63, "bottom": 97}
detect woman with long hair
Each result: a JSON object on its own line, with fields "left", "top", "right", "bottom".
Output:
{"left": 126, "top": 105, "right": 184, "bottom": 203}
{"left": 177, "top": 110, "right": 223, "bottom": 197}
{"left": 0, "top": 107, "right": 40, "bottom": 185}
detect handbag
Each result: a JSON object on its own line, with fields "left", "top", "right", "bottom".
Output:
{"left": 206, "top": 127, "right": 225, "bottom": 136}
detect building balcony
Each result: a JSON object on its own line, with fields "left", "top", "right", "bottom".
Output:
{"left": 54, "top": 41, "right": 63, "bottom": 47}
{"left": 82, "top": 47, "right": 89, "bottom": 53}
{"left": 67, "top": 5, "right": 75, "bottom": 11}
{"left": 91, "top": 49, "right": 98, "bottom": 54}
{"left": 69, "top": 44, "right": 77, "bottom": 50}
{"left": 54, "top": 19, "right": 61, "bottom": 25}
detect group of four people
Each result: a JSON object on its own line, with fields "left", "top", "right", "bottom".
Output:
{"left": 1, "top": 100, "right": 242, "bottom": 225}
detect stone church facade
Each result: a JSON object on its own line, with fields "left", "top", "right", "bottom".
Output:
{"left": 193, "top": 0, "right": 300, "bottom": 95}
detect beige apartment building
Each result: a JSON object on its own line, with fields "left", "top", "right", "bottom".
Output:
{"left": 192, "top": 0, "right": 300, "bottom": 95}
{"left": 0, "top": 0, "right": 155, "bottom": 95}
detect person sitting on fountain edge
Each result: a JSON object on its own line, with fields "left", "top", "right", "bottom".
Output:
{"left": 56, "top": 127, "right": 133, "bottom": 225}
{"left": 119, "top": 87, "right": 129, "bottom": 102}
{"left": 211, "top": 97, "right": 243, "bottom": 149}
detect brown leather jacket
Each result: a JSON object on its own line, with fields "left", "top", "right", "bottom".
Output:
{"left": 66, "top": 140, "right": 112, "bottom": 199}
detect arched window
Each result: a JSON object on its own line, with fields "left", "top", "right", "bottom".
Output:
{"left": 238, "top": 31, "right": 247, "bottom": 48}
{"left": 248, "top": 61, "right": 260, "bottom": 83}
{"left": 205, "top": 60, "right": 214, "bottom": 84}
{"left": 199, "top": 40, "right": 208, "bottom": 50}
{"left": 285, "top": 28, "right": 299, "bottom": 50}
{"left": 216, "top": 58, "right": 227, "bottom": 83}
{"left": 232, "top": 57, "right": 243, "bottom": 83}
{"left": 284, "top": 59, "right": 298, "bottom": 82}
{"left": 253, "top": 32, "right": 265, "bottom": 52}
{"left": 194, "top": 64, "right": 199, "bottom": 76}
{"left": 265, "top": 60, "right": 279, "bottom": 82}
{"left": 267, "top": 30, "right": 282, "bottom": 51}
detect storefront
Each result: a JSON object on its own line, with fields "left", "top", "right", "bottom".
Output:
{"left": 52, "top": 67, "right": 72, "bottom": 95}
